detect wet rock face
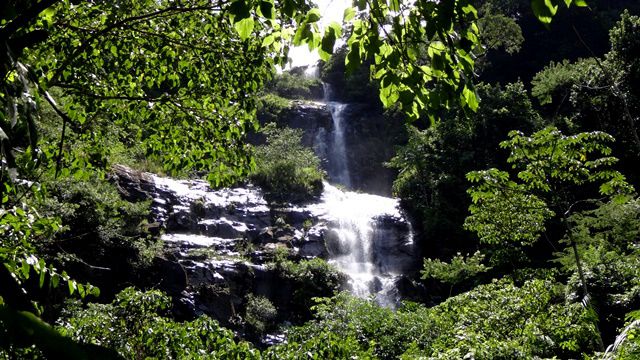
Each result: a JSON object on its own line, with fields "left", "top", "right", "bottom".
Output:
{"left": 111, "top": 166, "right": 419, "bottom": 325}
{"left": 255, "top": 99, "right": 407, "bottom": 196}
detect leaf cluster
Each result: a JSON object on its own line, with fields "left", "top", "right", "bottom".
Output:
{"left": 251, "top": 124, "right": 324, "bottom": 203}
{"left": 465, "top": 126, "right": 634, "bottom": 248}
{"left": 58, "top": 287, "right": 261, "bottom": 359}
{"left": 282, "top": 278, "right": 600, "bottom": 359}
{"left": 421, "top": 251, "right": 490, "bottom": 285}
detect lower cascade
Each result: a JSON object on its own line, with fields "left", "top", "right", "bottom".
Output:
{"left": 318, "top": 182, "right": 415, "bottom": 306}
{"left": 112, "top": 165, "right": 418, "bottom": 319}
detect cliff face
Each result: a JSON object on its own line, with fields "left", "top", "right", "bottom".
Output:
{"left": 111, "top": 165, "right": 420, "bottom": 331}
{"left": 255, "top": 99, "right": 406, "bottom": 196}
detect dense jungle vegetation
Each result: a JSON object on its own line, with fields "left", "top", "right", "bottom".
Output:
{"left": 2, "top": 0, "right": 640, "bottom": 358}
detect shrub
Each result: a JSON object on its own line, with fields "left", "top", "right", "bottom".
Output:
{"left": 421, "top": 251, "right": 491, "bottom": 296}
{"left": 244, "top": 294, "right": 277, "bottom": 336}
{"left": 264, "top": 331, "right": 374, "bottom": 359}
{"left": 36, "top": 175, "right": 160, "bottom": 296}
{"left": 285, "top": 279, "right": 600, "bottom": 359}
{"left": 257, "top": 93, "right": 293, "bottom": 124}
{"left": 58, "top": 288, "right": 261, "bottom": 359}
{"left": 251, "top": 124, "right": 324, "bottom": 203}
{"left": 266, "top": 72, "right": 323, "bottom": 100}
{"left": 270, "top": 257, "right": 344, "bottom": 321}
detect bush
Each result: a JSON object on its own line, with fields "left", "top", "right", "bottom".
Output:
{"left": 266, "top": 72, "right": 323, "bottom": 100}
{"left": 285, "top": 279, "right": 600, "bottom": 359}
{"left": 58, "top": 288, "right": 261, "bottom": 359}
{"left": 257, "top": 93, "right": 293, "bottom": 124}
{"left": 36, "top": 175, "right": 160, "bottom": 297}
{"left": 264, "top": 331, "right": 374, "bottom": 359}
{"left": 251, "top": 124, "right": 324, "bottom": 203}
{"left": 270, "top": 256, "right": 344, "bottom": 321}
{"left": 421, "top": 251, "right": 491, "bottom": 296}
{"left": 244, "top": 294, "right": 277, "bottom": 337}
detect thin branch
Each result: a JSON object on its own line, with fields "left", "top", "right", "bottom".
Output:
{"left": 0, "top": 0, "right": 61, "bottom": 39}
{"left": 50, "top": 5, "right": 222, "bottom": 84}
{"left": 571, "top": 24, "right": 640, "bottom": 154}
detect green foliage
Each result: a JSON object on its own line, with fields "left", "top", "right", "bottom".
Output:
{"left": 256, "top": 93, "right": 293, "bottom": 124}
{"left": 266, "top": 72, "right": 323, "bottom": 100}
{"left": 602, "top": 310, "right": 640, "bottom": 359}
{"left": 343, "top": 0, "right": 481, "bottom": 120}
{"left": 58, "top": 288, "right": 261, "bottom": 360}
{"left": 264, "top": 330, "right": 374, "bottom": 359}
{"left": 285, "top": 278, "right": 599, "bottom": 359}
{"left": 609, "top": 10, "right": 640, "bottom": 74}
{"left": 425, "top": 278, "right": 599, "bottom": 358}
{"left": 37, "top": 175, "right": 159, "bottom": 271}
{"left": 530, "top": 12, "right": 640, "bottom": 184}
{"left": 388, "top": 82, "right": 543, "bottom": 257}
{"left": 0, "top": 184, "right": 100, "bottom": 308}
{"left": 284, "top": 293, "right": 415, "bottom": 359}
{"left": 466, "top": 126, "right": 634, "bottom": 249}
{"left": 465, "top": 168, "right": 555, "bottom": 246}
{"left": 0, "top": 182, "right": 103, "bottom": 357}
{"left": 478, "top": 13, "right": 524, "bottom": 55}
{"left": 0, "top": 303, "right": 124, "bottom": 360}
{"left": 270, "top": 256, "right": 344, "bottom": 320}
{"left": 530, "top": 0, "right": 588, "bottom": 25}
{"left": 532, "top": 58, "right": 598, "bottom": 106}
{"left": 554, "top": 198, "right": 640, "bottom": 337}
{"left": 244, "top": 294, "right": 277, "bottom": 336}
{"left": 251, "top": 124, "right": 324, "bottom": 203}
{"left": 320, "top": 45, "right": 380, "bottom": 104}
{"left": 421, "top": 251, "right": 490, "bottom": 285}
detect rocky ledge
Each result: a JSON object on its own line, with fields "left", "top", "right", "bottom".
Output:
{"left": 110, "top": 165, "right": 421, "bottom": 329}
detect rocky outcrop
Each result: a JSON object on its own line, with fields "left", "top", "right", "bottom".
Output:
{"left": 110, "top": 166, "right": 419, "bottom": 327}
{"left": 338, "top": 104, "right": 407, "bottom": 196}
{"left": 256, "top": 98, "right": 406, "bottom": 196}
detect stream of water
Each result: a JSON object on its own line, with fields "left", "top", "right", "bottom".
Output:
{"left": 321, "top": 82, "right": 351, "bottom": 188}
{"left": 316, "top": 82, "right": 414, "bottom": 306}
{"left": 145, "top": 74, "right": 415, "bottom": 310}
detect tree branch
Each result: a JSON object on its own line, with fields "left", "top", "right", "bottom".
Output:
{"left": 0, "top": 0, "right": 61, "bottom": 40}
{"left": 50, "top": 5, "right": 221, "bottom": 84}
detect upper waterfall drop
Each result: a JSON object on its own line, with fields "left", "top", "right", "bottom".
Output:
{"left": 323, "top": 83, "right": 352, "bottom": 188}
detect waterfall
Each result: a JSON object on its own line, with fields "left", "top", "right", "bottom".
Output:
{"left": 319, "top": 182, "right": 414, "bottom": 307}
{"left": 323, "top": 83, "right": 351, "bottom": 188}
{"left": 311, "top": 83, "right": 414, "bottom": 306}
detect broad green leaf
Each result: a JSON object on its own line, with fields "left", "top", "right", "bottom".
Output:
{"left": 234, "top": 17, "right": 255, "bottom": 40}
{"left": 462, "top": 86, "right": 479, "bottom": 111}
{"left": 531, "top": 0, "right": 559, "bottom": 24}
{"left": 306, "top": 8, "right": 321, "bottom": 23}
{"left": 343, "top": 7, "right": 356, "bottom": 22}
{"left": 262, "top": 34, "right": 275, "bottom": 47}
{"left": 228, "top": 0, "right": 251, "bottom": 20}
{"left": 259, "top": 0, "right": 275, "bottom": 19}
{"left": 345, "top": 41, "right": 362, "bottom": 75}
{"left": 320, "top": 24, "right": 339, "bottom": 56}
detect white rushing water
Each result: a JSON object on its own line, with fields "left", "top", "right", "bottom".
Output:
{"left": 326, "top": 102, "right": 351, "bottom": 188}
{"left": 323, "top": 83, "right": 352, "bottom": 188}
{"left": 150, "top": 172, "right": 414, "bottom": 307}
{"left": 142, "top": 75, "right": 416, "bottom": 308}
{"left": 317, "top": 182, "right": 413, "bottom": 306}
